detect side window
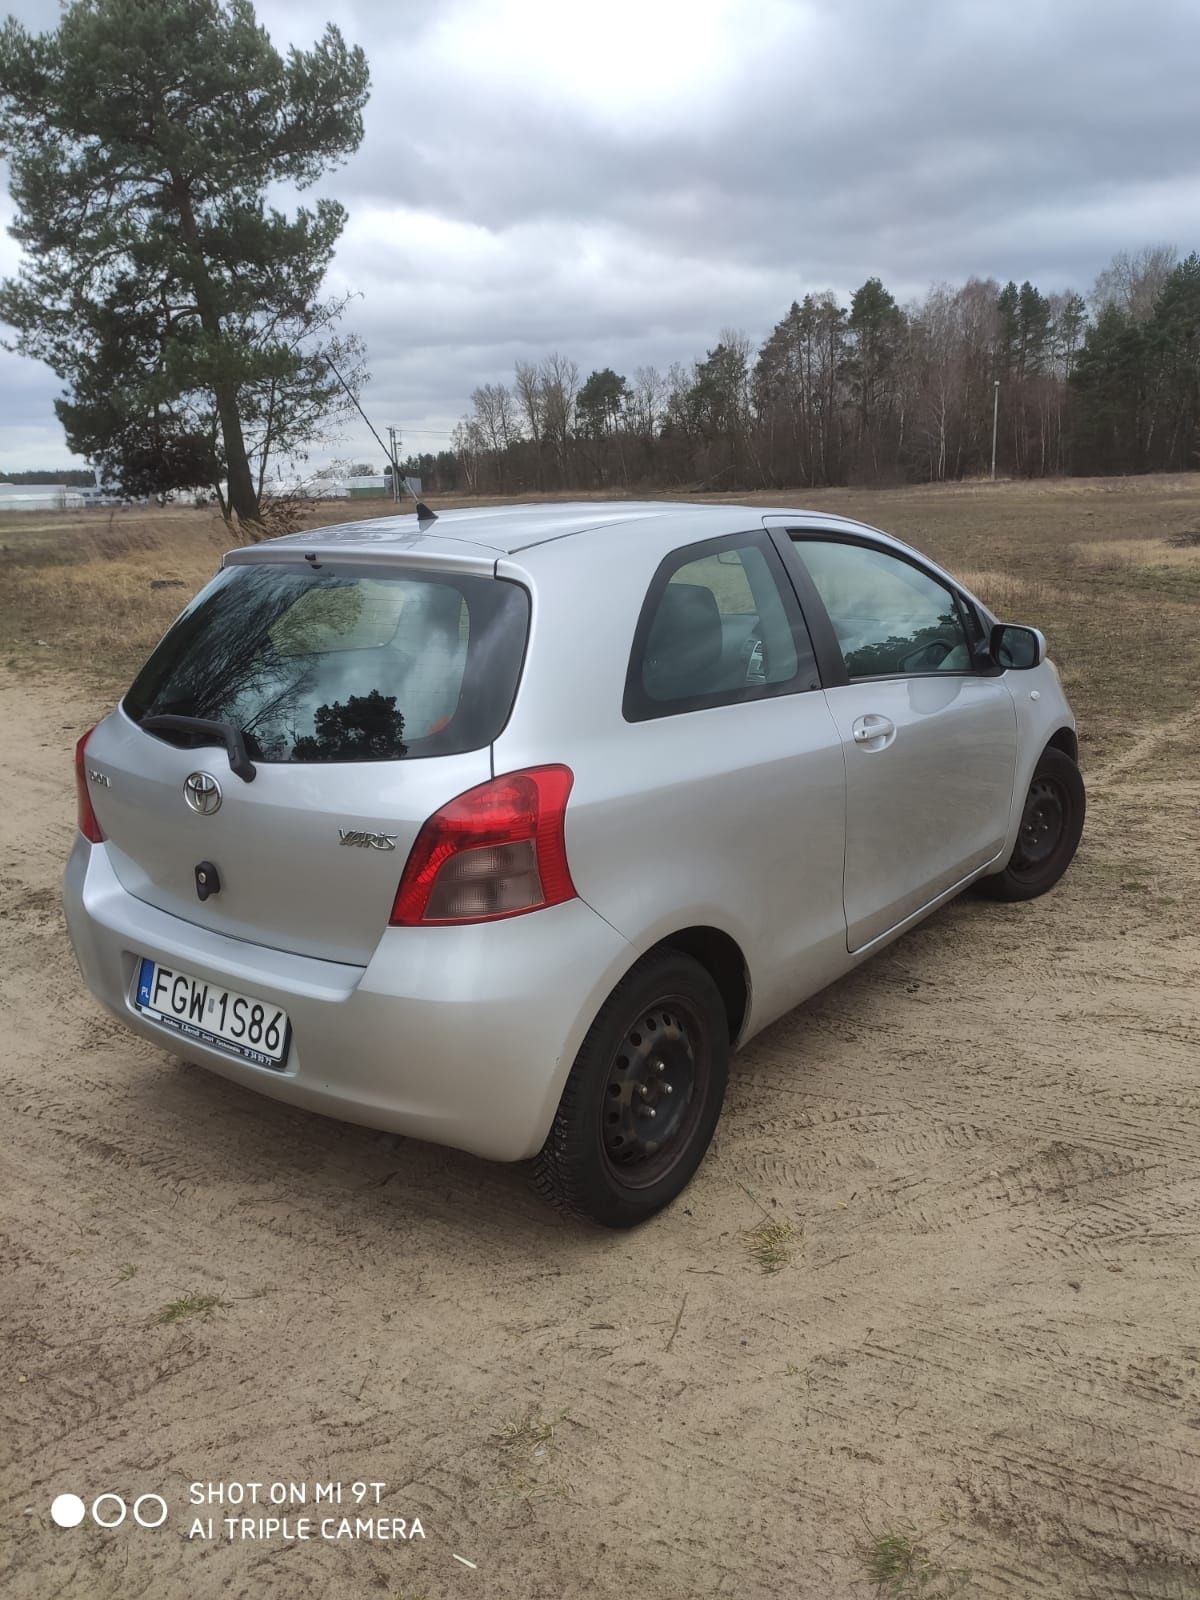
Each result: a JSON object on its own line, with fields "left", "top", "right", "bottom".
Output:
{"left": 793, "top": 539, "right": 971, "bottom": 679}
{"left": 624, "top": 533, "right": 817, "bottom": 720}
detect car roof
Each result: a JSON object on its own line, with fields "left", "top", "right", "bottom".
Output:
{"left": 224, "top": 498, "right": 994, "bottom": 616}
{"left": 247, "top": 500, "right": 883, "bottom": 561}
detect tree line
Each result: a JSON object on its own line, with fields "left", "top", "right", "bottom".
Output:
{"left": 433, "top": 245, "right": 1200, "bottom": 496}
{"left": 0, "top": 468, "right": 95, "bottom": 485}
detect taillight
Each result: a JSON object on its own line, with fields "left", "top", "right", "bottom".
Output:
{"left": 74, "top": 726, "right": 105, "bottom": 843}
{"left": 390, "top": 765, "right": 576, "bottom": 926}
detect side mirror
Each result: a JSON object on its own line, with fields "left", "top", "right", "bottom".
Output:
{"left": 990, "top": 623, "right": 1046, "bottom": 670}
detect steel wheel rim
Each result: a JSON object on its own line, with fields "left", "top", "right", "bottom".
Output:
{"left": 600, "top": 995, "right": 709, "bottom": 1189}
{"left": 1011, "top": 775, "right": 1067, "bottom": 877}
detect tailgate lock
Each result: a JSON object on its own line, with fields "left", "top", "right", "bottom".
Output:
{"left": 194, "top": 861, "right": 221, "bottom": 902}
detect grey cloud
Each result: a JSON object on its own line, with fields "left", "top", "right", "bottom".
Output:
{"left": 2, "top": 0, "right": 1198, "bottom": 463}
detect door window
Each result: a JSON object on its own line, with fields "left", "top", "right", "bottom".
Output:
{"left": 624, "top": 533, "right": 817, "bottom": 719}
{"left": 793, "top": 539, "right": 971, "bottom": 679}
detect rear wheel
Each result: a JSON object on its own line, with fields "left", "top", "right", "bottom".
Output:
{"left": 976, "top": 746, "right": 1085, "bottom": 902}
{"left": 531, "top": 951, "right": 729, "bottom": 1227}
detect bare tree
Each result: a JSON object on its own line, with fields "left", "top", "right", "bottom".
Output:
{"left": 469, "top": 381, "right": 522, "bottom": 488}
{"left": 451, "top": 417, "right": 483, "bottom": 493}
{"left": 1090, "top": 244, "right": 1178, "bottom": 323}
{"left": 513, "top": 359, "right": 544, "bottom": 490}
{"left": 629, "top": 366, "right": 666, "bottom": 437}
{"left": 907, "top": 284, "right": 960, "bottom": 481}
{"left": 539, "top": 352, "right": 580, "bottom": 485}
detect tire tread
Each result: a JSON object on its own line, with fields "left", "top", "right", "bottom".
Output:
{"left": 977, "top": 745, "right": 1085, "bottom": 902}
{"left": 531, "top": 950, "right": 727, "bottom": 1226}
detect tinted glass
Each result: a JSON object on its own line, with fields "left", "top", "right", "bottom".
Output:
{"left": 124, "top": 563, "right": 529, "bottom": 762}
{"left": 795, "top": 540, "right": 970, "bottom": 677}
{"left": 626, "top": 535, "right": 815, "bottom": 718}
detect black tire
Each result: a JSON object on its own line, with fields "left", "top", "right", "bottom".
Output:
{"left": 531, "top": 951, "right": 729, "bottom": 1228}
{"left": 976, "top": 746, "right": 1085, "bottom": 902}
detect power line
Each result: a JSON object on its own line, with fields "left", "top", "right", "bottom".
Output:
{"left": 325, "top": 359, "right": 435, "bottom": 520}
{"left": 325, "top": 354, "right": 394, "bottom": 464}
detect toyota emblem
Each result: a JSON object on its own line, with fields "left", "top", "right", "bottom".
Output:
{"left": 183, "top": 771, "right": 222, "bottom": 816}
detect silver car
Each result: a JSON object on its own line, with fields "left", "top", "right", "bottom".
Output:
{"left": 64, "top": 502, "right": 1084, "bottom": 1226}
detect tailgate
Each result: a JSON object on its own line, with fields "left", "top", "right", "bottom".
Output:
{"left": 85, "top": 555, "right": 529, "bottom": 965}
{"left": 88, "top": 709, "right": 491, "bottom": 966}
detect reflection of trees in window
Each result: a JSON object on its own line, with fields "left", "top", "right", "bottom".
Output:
{"left": 240, "top": 663, "right": 320, "bottom": 760}
{"left": 131, "top": 571, "right": 383, "bottom": 755}
{"left": 127, "top": 564, "right": 530, "bottom": 764}
{"left": 291, "top": 690, "right": 407, "bottom": 762}
{"left": 132, "top": 569, "right": 321, "bottom": 726}
{"left": 270, "top": 585, "right": 366, "bottom": 655}
{"left": 844, "top": 610, "right": 963, "bottom": 677}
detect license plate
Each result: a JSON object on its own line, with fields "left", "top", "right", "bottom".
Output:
{"left": 134, "top": 958, "right": 290, "bottom": 1069}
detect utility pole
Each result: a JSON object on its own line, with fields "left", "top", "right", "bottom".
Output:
{"left": 320, "top": 357, "right": 433, "bottom": 519}
{"left": 386, "top": 426, "right": 401, "bottom": 503}
{"left": 990, "top": 380, "right": 1000, "bottom": 481}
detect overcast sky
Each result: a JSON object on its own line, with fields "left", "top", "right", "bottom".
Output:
{"left": 1, "top": 0, "right": 1197, "bottom": 470}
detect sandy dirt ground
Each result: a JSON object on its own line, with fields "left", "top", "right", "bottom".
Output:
{"left": 3, "top": 487, "right": 1200, "bottom": 1598}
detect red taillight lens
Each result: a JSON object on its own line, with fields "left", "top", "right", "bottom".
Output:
{"left": 74, "top": 726, "right": 105, "bottom": 843}
{"left": 390, "top": 765, "right": 576, "bottom": 926}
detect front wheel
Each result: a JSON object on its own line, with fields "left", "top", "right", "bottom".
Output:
{"left": 976, "top": 745, "right": 1085, "bottom": 902}
{"left": 531, "top": 951, "right": 730, "bottom": 1227}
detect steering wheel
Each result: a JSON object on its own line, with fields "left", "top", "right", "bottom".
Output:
{"left": 898, "top": 637, "right": 953, "bottom": 673}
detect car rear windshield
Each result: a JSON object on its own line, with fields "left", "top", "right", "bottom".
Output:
{"left": 123, "top": 561, "right": 529, "bottom": 763}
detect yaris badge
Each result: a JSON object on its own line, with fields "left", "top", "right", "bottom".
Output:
{"left": 339, "top": 829, "right": 396, "bottom": 850}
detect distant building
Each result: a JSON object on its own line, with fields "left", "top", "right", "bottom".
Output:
{"left": 0, "top": 482, "right": 86, "bottom": 510}
{"left": 344, "top": 474, "right": 390, "bottom": 500}
{"left": 263, "top": 474, "right": 421, "bottom": 503}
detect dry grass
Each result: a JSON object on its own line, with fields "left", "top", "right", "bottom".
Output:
{"left": 0, "top": 499, "right": 412, "bottom": 684}
{"left": 0, "top": 506, "right": 232, "bottom": 685}
{"left": 2, "top": 476, "right": 1199, "bottom": 770}
{"left": 857, "top": 1526, "right": 971, "bottom": 1598}
{"left": 743, "top": 1217, "right": 799, "bottom": 1274}
{"left": 1073, "top": 535, "right": 1200, "bottom": 570}
{"left": 491, "top": 1409, "right": 572, "bottom": 1502}
{"left": 154, "top": 1291, "right": 226, "bottom": 1325}
{"left": 494, "top": 1409, "right": 568, "bottom": 1452}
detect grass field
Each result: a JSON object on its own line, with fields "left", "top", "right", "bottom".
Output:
{"left": 3, "top": 473, "right": 1198, "bottom": 764}
{"left": 3, "top": 474, "right": 1200, "bottom": 1599}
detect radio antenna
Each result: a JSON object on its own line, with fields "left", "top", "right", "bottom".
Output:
{"left": 324, "top": 356, "right": 437, "bottom": 522}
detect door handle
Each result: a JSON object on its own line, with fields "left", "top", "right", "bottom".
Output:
{"left": 852, "top": 714, "right": 896, "bottom": 747}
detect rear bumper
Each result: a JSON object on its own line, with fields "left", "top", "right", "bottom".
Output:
{"left": 63, "top": 837, "right": 636, "bottom": 1162}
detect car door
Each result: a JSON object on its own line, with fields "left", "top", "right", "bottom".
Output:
{"left": 560, "top": 528, "right": 850, "bottom": 1030}
{"left": 775, "top": 531, "right": 1018, "bottom": 951}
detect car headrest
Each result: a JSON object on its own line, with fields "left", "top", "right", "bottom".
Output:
{"left": 420, "top": 583, "right": 465, "bottom": 635}
{"left": 644, "top": 582, "right": 723, "bottom": 698}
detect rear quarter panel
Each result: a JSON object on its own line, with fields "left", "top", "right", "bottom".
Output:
{"left": 492, "top": 527, "right": 849, "bottom": 1036}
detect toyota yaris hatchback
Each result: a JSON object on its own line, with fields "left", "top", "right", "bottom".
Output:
{"left": 64, "top": 503, "right": 1084, "bottom": 1226}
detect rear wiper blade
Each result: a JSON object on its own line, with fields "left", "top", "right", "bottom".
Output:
{"left": 141, "top": 714, "right": 257, "bottom": 783}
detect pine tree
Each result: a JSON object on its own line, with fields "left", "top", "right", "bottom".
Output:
{"left": 1149, "top": 252, "right": 1200, "bottom": 469}
{"left": 1070, "top": 306, "right": 1151, "bottom": 471}
{"left": 0, "top": 0, "right": 369, "bottom": 519}
{"left": 847, "top": 278, "right": 904, "bottom": 473}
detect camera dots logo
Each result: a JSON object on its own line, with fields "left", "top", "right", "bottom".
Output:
{"left": 51, "top": 1492, "right": 168, "bottom": 1530}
